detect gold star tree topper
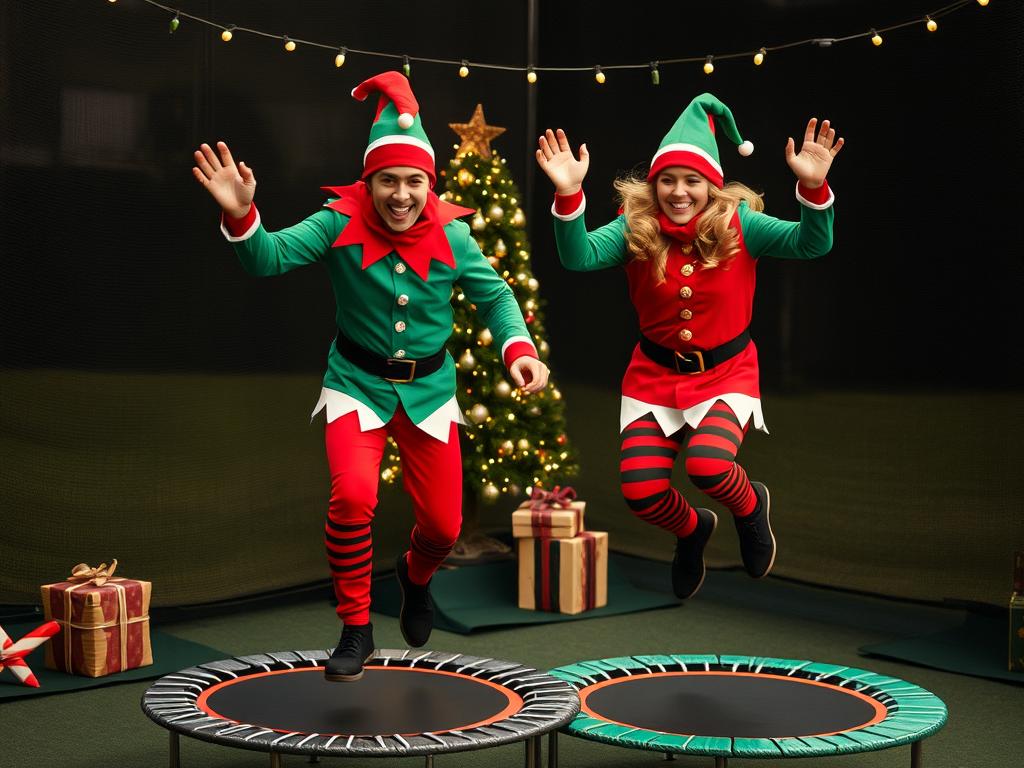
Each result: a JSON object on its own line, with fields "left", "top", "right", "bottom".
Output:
{"left": 449, "top": 104, "right": 506, "bottom": 159}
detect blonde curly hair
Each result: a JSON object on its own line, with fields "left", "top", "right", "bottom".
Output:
{"left": 613, "top": 173, "right": 764, "bottom": 283}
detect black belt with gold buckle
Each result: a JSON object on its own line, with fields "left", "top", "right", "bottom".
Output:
{"left": 335, "top": 332, "right": 446, "bottom": 383}
{"left": 639, "top": 328, "right": 751, "bottom": 375}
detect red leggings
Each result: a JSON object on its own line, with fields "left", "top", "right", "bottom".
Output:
{"left": 620, "top": 401, "right": 758, "bottom": 538}
{"left": 324, "top": 409, "right": 462, "bottom": 625}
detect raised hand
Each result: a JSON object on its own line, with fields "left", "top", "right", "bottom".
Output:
{"left": 535, "top": 128, "right": 590, "bottom": 196}
{"left": 785, "top": 118, "right": 845, "bottom": 189}
{"left": 192, "top": 141, "right": 256, "bottom": 218}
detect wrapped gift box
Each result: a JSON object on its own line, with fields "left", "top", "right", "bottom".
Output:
{"left": 40, "top": 564, "right": 152, "bottom": 677}
{"left": 518, "top": 531, "right": 607, "bottom": 614}
{"left": 512, "top": 501, "right": 585, "bottom": 539}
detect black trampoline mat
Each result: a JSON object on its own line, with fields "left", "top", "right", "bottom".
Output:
{"left": 582, "top": 672, "right": 885, "bottom": 738}
{"left": 200, "top": 667, "right": 520, "bottom": 735}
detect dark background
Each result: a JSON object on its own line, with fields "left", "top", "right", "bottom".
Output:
{"left": 3, "top": 0, "right": 1022, "bottom": 390}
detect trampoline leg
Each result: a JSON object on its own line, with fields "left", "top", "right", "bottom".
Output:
{"left": 663, "top": 753, "right": 676, "bottom": 761}
{"left": 270, "top": 752, "right": 282, "bottom": 768}
{"left": 714, "top": 758, "right": 728, "bottom": 768}
{"left": 911, "top": 740, "right": 923, "bottom": 768}
{"left": 169, "top": 731, "right": 180, "bottom": 768}
{"left": 548, "top": 731, "right": 559, "bottom": 768}
{"left": 308, "top": 756, "right": 321, "bottom": 764}
{"left": 525, "top": 735, "right": 541, "bottom": 768}
{"left": 425, "top": 756, "right": 434, "bottom": 768}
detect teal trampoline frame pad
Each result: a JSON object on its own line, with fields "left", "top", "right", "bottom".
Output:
{"left": 549, "top": 655, "right": 947, "bottom": 760}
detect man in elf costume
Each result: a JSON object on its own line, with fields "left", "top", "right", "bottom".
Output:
{"left": 193, "top": 72, "right": 547, "bottom": 681}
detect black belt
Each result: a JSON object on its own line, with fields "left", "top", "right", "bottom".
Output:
{"left": 639, "top": 328, "right": 751, "bottom": 374}
{"left": 335, "top": 332, "right": 445, "bottom": 383}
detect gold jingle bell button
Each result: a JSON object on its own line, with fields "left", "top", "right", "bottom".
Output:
{"left": 681, "top": 263, "right": 694, "bottom": 276}
{"left": 679, "top": 286, "right": 693, "bottom": 299}
{"left": 679, "top": 329, "right": 693, "bottom": 342}
{"left": 680, "top": 309, "right": 693, "bottom": 320}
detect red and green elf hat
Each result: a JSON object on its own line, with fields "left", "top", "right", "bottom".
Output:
{"left": 352, "top": 71, "right": 436, "bottom": 185}
{"left": 648, "top": 93, "right": 754, "bottom": 188}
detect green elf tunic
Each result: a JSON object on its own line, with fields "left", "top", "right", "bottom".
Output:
{"left": 222, "top": 182, "right": 537, "bottom": 442}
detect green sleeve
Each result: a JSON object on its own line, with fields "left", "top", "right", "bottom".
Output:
{"left": 737, "top": 199, "right": 834, "bottom": 260}
{"left": 553, "top": 211, "right": 630, "bottom": 272}
{"left": 452, "top": 221, "right": 532, "bottom": 350}
{"left": 232, "top": 207, "right": 342, "bottom": 277}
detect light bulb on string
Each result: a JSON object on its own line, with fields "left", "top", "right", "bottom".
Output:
{"left": 284, "top": 36, "right": 297, "bottom": 52}
{"left": 649, "top": 61, "right": 660, "bottom": 85}
{"left": 703, "top": 56, "right": 715, "bottom": 75}
{"left": 925, "top": 16, "right": 938, "bottom": 32}
{"left": 221, "top": 26, "right": 234, "bottom": 42}
{"left": 335, "top": 47, "right": 347, "bottom": 67}
{"left": 870, "top": 29, "right": 883, "bottom": 46}
{"left": 527, "top": 67, "right": 537, "bottom": 84}
{"left": 754, "top": 47, "right": 766, "bottom": 66}
{"left": 459, "top": 60, "right": 469, "bottom": 78}
{"left": 169, "top": 13, "right": 180, "bottom": 33}
{"left": 977, "top": 0, "right": 989, "bottom": 6}
{"left": 594, "top": 66, "right": 605, "bottom": 84}
{"left": 403, "top": 55, "right": 411, "bottom": 78}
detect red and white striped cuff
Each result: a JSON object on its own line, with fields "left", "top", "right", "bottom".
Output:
{"left": 795, "top": 181, "right": 834, "bottom": 210}
{"left": 502, "top": 337, "right": 539, "bottom": 368}
{"left": 552, "top": 188, "right": 585, "bottom": 221}
{"left": 220, "top": 204, "right": 261, "bottom": 241}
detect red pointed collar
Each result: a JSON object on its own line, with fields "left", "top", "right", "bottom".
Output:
{"left": 322, "top": 181, "right": 474, "bottom": 281}
{"left": 657, "top": 209, "right": 705, "bottom": 244}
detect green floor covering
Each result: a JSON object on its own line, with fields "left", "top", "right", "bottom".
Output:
{"left": 2, "top": 559, "right": 1022, "bottom": 768}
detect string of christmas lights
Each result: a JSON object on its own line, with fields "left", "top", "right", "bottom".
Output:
{"left": 110, "top": 0, "right": 992, "bottom": 84}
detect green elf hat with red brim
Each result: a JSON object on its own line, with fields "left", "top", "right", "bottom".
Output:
{"left": 352, "top": 71, "right": 436, "bottom": 185}
{"left": 648, "top": 92, "right": 754, "bottom": 188}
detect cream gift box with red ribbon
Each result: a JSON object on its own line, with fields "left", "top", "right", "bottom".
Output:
{"left": 40, "top": 560, "right": 153, "bottom": 677}
{"left": 512, "top": 485, "right": 586, "bottom": 539}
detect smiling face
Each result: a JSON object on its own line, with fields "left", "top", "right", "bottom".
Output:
{"left": 655, "top": 167, "right": 711, "bottom": 225}
{"left": 369, "top": 167, "right": 430, "bottom": 232}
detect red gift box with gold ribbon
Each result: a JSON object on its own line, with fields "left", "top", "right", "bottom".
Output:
{"left": 39, "top": 560, "right": 153, "bottom": 677}
{"left": 517, "top": 531, "right": 608, "bottom": 615}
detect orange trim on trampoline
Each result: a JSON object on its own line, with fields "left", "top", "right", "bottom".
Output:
{"left": 578, "top": 671, "right": 889, "bottom": 738}
{"left": 195, "top": 666, "right": 524, "bottom": 736}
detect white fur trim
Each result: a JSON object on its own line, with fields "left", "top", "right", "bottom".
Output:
{"left": 619, "top": 394, "right": 768, "bottom": 435}
{"left": 501, "top": 335, "right": 538, "bottom": 360}
{"left": 220, "top": 209, "right": 261, "bottom": 242}
{"left": 397, "top": 113, "right": 414, "bottom": 129}
{"left": 310, "top": 388, "right": 465, "bottom": 443}
{"left": 650, "top": 143, "right": 723, "bottom": 177}
{"left": 550, "top": 194, "right": 586, "bottom": 222}
{"left": 795, "top": 181, "right": 835, "bottom": 210}
{"left": 363, "top": 134, "right": 435, "bottom": 163}
{"left": 738, "top": 140, "right": 754, "bottom": 156}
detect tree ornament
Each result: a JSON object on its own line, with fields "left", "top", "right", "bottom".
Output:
{"left": 494, "top": 239, "right": 508, "bottom": 257}
{"left": 495, "top": 380, "right": 512, "bottom": 398}
{"left": 528, "top": 278, "right": 539, "bottom": 290}
{"left": 512, "top": 208, "right": 526, "bottom": 227}
{"left": 525, "top": 311, "right": 535, "bottom": 324}
{"left": 470, "top": 403, "right": 490, "bottom": 423}
{"left": 483, "top": 483, "right": 500, "bottom": 501}
{"left": 449, "top": 104, "right": 506, "bottom": 159}
{"left": 488, "top": 204, "right": 504, "bottom": 220}
{"left": 471, "top": 213, "right": 486, "bottom": 231}
{"left": 500, "top": 439, "right": 515, "bottom": 455}
{"left": 557, "top": 433, "right": 567, "bottom": 445}
{"left": 478, "top": 328, "right": 493, "bottom": 346}
{"left": 381, "top": 468, "right": 394, "bottom": 482}
{"left": 517, "top": 438, "right": 531, "bottom": 451}
{"left": 457, "top": 168, "right": 475, "bottom": 187}
{"left": 528, "top": 405, "right": 541, "bottom": 417}
{"left": 459, "top": 349, "right": 476, "bottom": 369}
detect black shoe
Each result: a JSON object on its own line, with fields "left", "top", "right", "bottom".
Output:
{"left": 734, "top": 481, "right": 776, "bottom": 578}
{"left": 672, "top": 508, "right": 718, "bottom": 599}
{"left": 395, "top": 554, "right": 434, "bottom": 648}
{"left": 324, "top": 623, "right": 374, "bottom": 682}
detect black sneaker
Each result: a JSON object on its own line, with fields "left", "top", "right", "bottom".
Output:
{"left": 395, "top": 553, "right": 434, "bottom": 648}
{"left": 672, "top": 508, "right": 718, "bottom": 599}
{"left": 324, "top": 623, "right": 374, "bottom": 682}
{"left": 733, "top": 481, "right": 776, "bottom": 578}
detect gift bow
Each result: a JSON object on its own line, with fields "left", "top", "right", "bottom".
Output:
{"left": 68, "top": 559, "right": 118, "bottom": 587}
{"left": 528, "top": 485, "right": 577, "bottom": 511}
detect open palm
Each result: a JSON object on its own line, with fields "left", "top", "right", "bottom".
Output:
{"left": 535, "top": 128, "right": 590, "bottom": 195}
{"left": 192, "top": 141, "right": 256, "bottom": 218}
{"left": 785, "top": 118, "right": 844, "bottom": 188}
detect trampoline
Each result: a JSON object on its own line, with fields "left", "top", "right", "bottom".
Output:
{"left": 142, "top": 648, "right": 579, "bottom": 767}
{"left": 549, "top": 654, "right": 947, "bottom": 767}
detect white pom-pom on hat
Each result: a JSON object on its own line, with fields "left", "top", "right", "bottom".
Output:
{"left": 738, "top": 140, "right": 754, "bottom": 156}
{"left": 397, "top": 112, "right": 414, "bottom": 130}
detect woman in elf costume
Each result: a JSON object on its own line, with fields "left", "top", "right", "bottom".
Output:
{"left": 536, "top": 94, "right": 843, "bottom": 599}
{"left": 192, "top": 72, "right": 548, "bottom": 681}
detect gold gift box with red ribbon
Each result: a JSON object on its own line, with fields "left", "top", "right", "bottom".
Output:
{"left": 517, "top": 531, "right": 608, "bottom": 615}
{"left": 39, "top": 560, "right": 153, "bottom": 677}
{"left": 513, "top": 485, "right": 586, "bottom": 539}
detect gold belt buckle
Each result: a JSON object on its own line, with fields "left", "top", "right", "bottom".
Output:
{"left": 674, "top": 350, "right": 705, "bottom": 375}
{"left": 384, "top": 358, "right": 417, "bottom": 383}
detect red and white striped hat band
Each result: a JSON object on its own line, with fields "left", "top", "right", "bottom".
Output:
{"left": 649, "top": 142, "right": 724, "bottom": 188}
{"left": 362, "top": 135, "right": 436, "bottom": 184}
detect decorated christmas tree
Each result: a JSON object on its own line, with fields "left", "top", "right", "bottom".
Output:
{"left": 379, "top": 104, "right": 579, "bottom": 543}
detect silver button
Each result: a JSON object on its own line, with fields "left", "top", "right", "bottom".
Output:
{"left": 394, "top": 262, "right": 407, "bottom": 274}
{"left": 394, "top": 349, "right": 407, "bottom": 358}
{"left": 397, "top": 294, "right": 409, "bottom": 306}
{"left": 395, "top": 321, "right": 407, "bottom": 333}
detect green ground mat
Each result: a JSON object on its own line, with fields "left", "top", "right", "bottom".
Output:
{"left": 859, "top": 611, "right": 1023, "bottom": 685}
{"left": 371, "top": 554, "right": 679, "bottom": 633}
{"left": 0, "top": 623, "right": 227, "bottom": 700}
